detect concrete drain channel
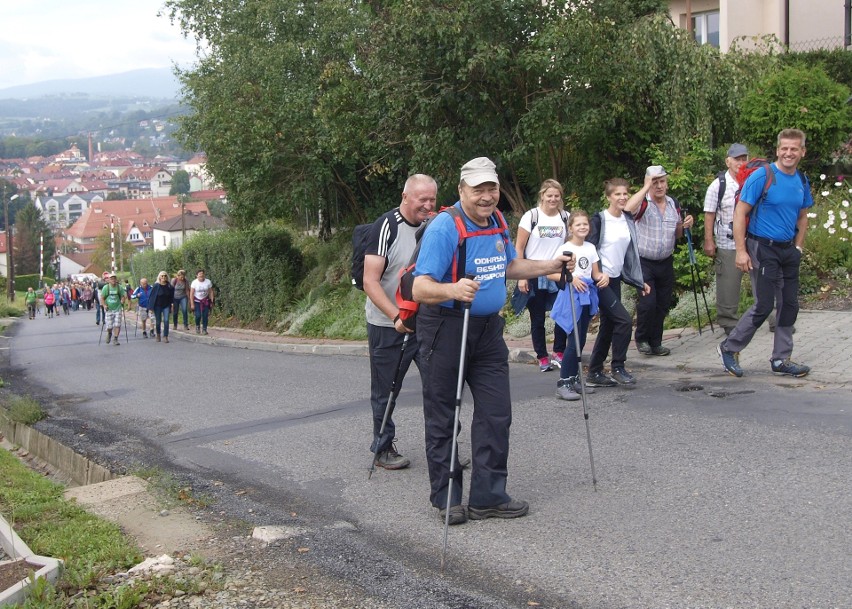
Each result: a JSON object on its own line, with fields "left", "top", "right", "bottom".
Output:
{"left": 1, "top": 415, "right": 116, "bottom": 606}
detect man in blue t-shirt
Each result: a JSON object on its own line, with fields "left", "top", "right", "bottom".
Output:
{"left": 412, "top": 157, "right": 573, "bottom": 525}
{"left": 718, "top": 128, "right": 813, "bottom": 378}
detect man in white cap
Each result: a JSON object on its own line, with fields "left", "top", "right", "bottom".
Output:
{"left": 626, "top": 165, "right": 694, "bottom": 361}
{"left": 703, "top": 143, "right": 749, "bottom": 334}
{"left": 412, "top": 157, "right": 573, "bottom": 525}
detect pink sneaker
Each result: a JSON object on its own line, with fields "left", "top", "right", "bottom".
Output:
{"left": 551, "top": 351, "right": 564, "bottom": 368}
{"left": 538, "top": 356, "right": 553, "bottom": 372}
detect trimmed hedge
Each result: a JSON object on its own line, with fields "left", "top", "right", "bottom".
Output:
{"left": 131, "top": 225, "right": 304, "bottom": 327}
{"left": 12, "top": 274, "right": 56, "bottom": 291}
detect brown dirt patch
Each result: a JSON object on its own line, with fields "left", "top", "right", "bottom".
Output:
{"left": 0, "top": 559, "right": 36, "bottom": 591}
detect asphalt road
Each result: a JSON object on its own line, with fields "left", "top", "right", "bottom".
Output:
{"left": 5, "top": 311, "right": 851, "bottom": 609}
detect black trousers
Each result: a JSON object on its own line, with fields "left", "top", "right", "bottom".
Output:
{"left": 367, "top": 323, "right": 420, "bottom": 454}
{"left": 588, "top": 277, "right": 632, "bottom": 372}
{"left": 635, "top": 256, "right": 674, "bottom": 348}
{"left": 416, "top": 305, "right": 512, "bottom": 509}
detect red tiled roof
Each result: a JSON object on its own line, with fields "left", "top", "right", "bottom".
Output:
{"left": 66, "top": 198, "right": 211, "bottom": 240}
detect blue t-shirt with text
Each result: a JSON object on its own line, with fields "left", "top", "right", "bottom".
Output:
{"left": 740, "top": 165, "right": 813, "bottom": 242}
{"left": 413, "top": 203, "right": 515, "bottom": 316}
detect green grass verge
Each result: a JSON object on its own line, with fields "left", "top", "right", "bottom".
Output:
{"left": 4, "top": 395, "right": 46, "bottom": 425}
{"left": 0, "top": 447, "right": 143, "bottom": 595}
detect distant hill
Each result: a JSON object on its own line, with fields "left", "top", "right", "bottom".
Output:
{"left": 0, "top": 68, "right": 180, "bottom": 101}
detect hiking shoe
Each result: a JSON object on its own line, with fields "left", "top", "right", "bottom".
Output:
{"left": 113, "top": 339, "right": 120, "bottom": 346}
{"left": 611, "top": 367, "right": 636, "bottom": 385}
{"left": 650, "top": 345, "right": 671, "bottom": 356}
{"left": 771, "top": 358, "right": 810, "bottom": 377}
{"left": 438, "top": 505, "right": 467, "bottom": 526}
{"left": 586, "top": 370, "right": 617, "bottom": 387}
{"left": 195, "top": 327, "right": 201, "bottom": 334}
{"left": 374, "top": 446, "right": 411, "bottom": 470}
{"left": 468, "top": 499, "right": 529, "bottom": 520}
{"left": 184, "top": 325, "right": 190, "bottom": 330}
{"left": 156, "top": 335, "right": 161, "bottom": 342}
{"left": 567, "top": 376, "right": 594, "bottom": 395}
{"left": 164, "top": 336, "right": 169, "bottom": 343}
{"left": 142, "top": 331, "right": 148, "bottom": 338}
{"left": 202, "top": 329, "right": 209, "bottom": 335}
{"left": 551, "top": 351, "right": 564, "bottom": 368}
{"left": 556, "top": 379, "right": 580, "bottom": 401}
{"left": 717, "top": 342, "right": 743, "bottom": 378}
{"left": 538, "top": 356, "right": 553, "bottom": 372}
{"left": 635, "top": 341, "right": 652, "bottom": 355}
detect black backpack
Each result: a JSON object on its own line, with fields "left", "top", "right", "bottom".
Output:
{"left": 351, "top": 219, "right": 395, "bottom": 290}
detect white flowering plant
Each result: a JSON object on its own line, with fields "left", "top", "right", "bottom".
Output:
{"left": 805, "top": 175, "right": 852, "bottom": 287}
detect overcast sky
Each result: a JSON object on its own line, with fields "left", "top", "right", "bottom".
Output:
{"left": 0, "top": 0, "right": 198, "bottom": 90}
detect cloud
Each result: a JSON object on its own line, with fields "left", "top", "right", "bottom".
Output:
{"left": 0, "top": 0, "right": 197, "bottom": 89}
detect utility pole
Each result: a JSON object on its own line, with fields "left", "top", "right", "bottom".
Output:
{"left": 4, "top": 190, "right": 19, "bottom": 302}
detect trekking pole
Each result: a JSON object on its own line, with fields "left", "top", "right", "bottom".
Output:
{"left": 123, "top": 307, "right": 130, "bottom": 345}
{"left": 441, "top": 274, "right": 475, "bottom": 572}
{"left": 684, "top": 228, "right": 715, "bottom": 334}
{"left": 134, "top": 305, "right": 139, "bottom": 338}
{"left": 562, "top": 253, "right": 597, "bottom": 492}
{"left": 98, "top": 311, "right": 105, "bottom": 345}
{"left": 368, "top": 333, "right": 411, "bottom": 480}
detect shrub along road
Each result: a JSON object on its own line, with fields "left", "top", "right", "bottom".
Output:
{"left": 4, "top": 311, "right": 851, "bottom": 609}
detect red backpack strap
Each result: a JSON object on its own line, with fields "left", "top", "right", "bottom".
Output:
{"left": 443, "top": 206, "right": 509, "bottom": 284}
{"left": 633, "top": 198, "right": 649, "bottom": 221}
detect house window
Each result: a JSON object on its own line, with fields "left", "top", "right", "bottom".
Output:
{"left": 691, "top": 11, "right": 720, "bottom": 48}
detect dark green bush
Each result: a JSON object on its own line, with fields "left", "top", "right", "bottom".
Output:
{"left": 132, "top": 225, "right": 305, "bottom": 327}
{"left": 14, "top": 274, "right": 56, "bottom": 291}
{"left": 738, "top": 65, "right": 851, "bottom": 168}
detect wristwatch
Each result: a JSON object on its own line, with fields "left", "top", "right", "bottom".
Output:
{"left": 795, "top": 245, "right": 803, "bottom": 253}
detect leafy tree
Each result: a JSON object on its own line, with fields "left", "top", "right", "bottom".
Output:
{"left": 169, "top": 169, "right": 191, "bottom": 195}
{"left": 165, "top": 0, "right": 774, "bottom": 226}
{"left": 106, "top": 192, "right": 126, "bottom": 200}
{"left": 91, "top": 229, "right": 132, "bottom": 272}
{"left": 738, "top": 65, "right": 852, "bottom": 168}
{"left": 166, "top": 0, "right": 379, "bottom": 233}
{"left": 13, "top": 205, "right": 54, "bottom": 275}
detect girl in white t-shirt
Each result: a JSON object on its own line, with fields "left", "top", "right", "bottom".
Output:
{"left": 513, "top": 179, "right": 570, "bottom": 372}
{"left": 586, "top": 179, "right": 650, "bottom": 388}
{"left": 549, "top": 210, "right": 607, "bottom": 401}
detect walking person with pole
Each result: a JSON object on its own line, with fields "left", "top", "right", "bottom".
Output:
{"left": 412, "top": 157, "right": 572, "bottom": 532}
{"left": 363, "top": 174, "right": 437, "bottom": 473}
{"left": 100, "top": 271, "right": 127, "bottom": 346}
{"left": 549, "top": 210, "right": 606, "bottom": 401}
{"left": 703, "top": 144, "right": 749, "bottom": 335}
{"left": 131, "top": 278, "right": 152, "bottom": 338}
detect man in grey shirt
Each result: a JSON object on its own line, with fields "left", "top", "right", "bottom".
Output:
{"left": 363, "top": 174, "right": 436, "bottom": 469}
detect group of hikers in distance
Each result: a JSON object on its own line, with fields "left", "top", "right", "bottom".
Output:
{"left": 359, "top": 127, "right": 813, "bottom": 528}
{"left": 23, "top": 269, "right": 216, "bottom": 346}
